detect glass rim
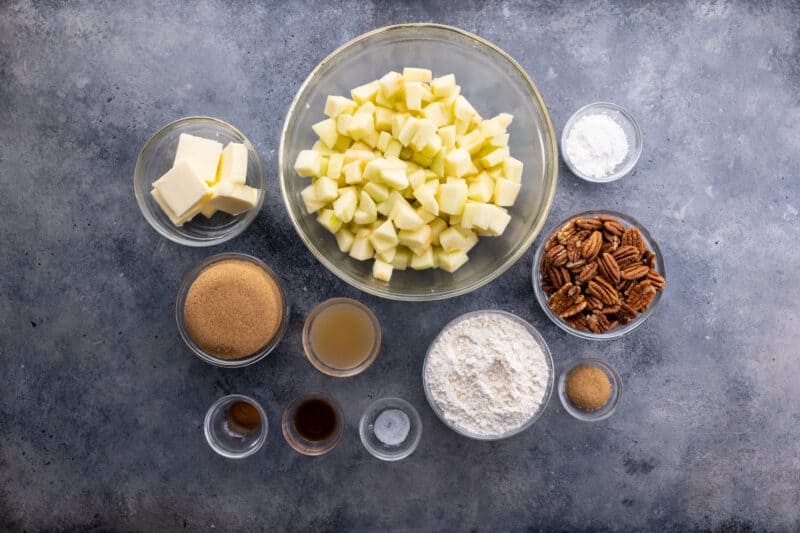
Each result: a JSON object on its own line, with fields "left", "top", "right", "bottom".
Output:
{"left": 531, "top": 209, "right": 666, "bottom": 341}
{"left": 422, "top": 309, "right": 554, "bottom": 441}
{"left": 175, "top": 252, "right": 290, "bottom": 367}
{"left": 278, "top": 23, "right": 559, "bottom": 301}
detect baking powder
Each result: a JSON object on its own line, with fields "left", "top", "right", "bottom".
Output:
{"left": 425, "top": 312, "right": 551, "bottom": 437}
{"left": 565, "top": 113, "right": 629, "bottom": 179}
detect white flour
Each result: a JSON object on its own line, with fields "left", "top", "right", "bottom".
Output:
{"left": 565, "top": 113, "right": 629, "bottom": 179}
{"left": 425, "top": 312, "right": 551, "bottom": 437}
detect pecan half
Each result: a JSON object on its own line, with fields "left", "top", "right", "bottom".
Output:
{"left": 544, "top": 244, "right": 568, "bottom": 268}
{"left": 620, "top": 264, "right": 650, "bottom": 280}
{"left": 603, "top": 219, "right": 625, "bottom": 236}
{"left": 617, "top": 302, "right": 638, "bottom": 323}
{"left": 626, "top": 280, "right": 657, "bottom": 311}
{"left": 586, "top": 311, "right": 611, "bottom": 333}
{"left": 622, "top": 227, "right": 647, "bottom": 254}
{"left": 597, "top": 253, "right": 621, "bottom": 284}
{"left": 586, "top": 276, "right": 619, "bottom": 305}
{"left": 575, "top": 217, "right": 604, "bottom": 230}
{"left": 581, "top": 231, "right": 603, "bottom": 260}
{"left": 548, "top": 283, "right": 584, "bottom": 316}
{"left": 601, "top": 235, "right": 620, "bottom": 254}
{"left": 548, "top": 265, "right": 571, "bottom": 289}
{"left": 556, "top": 221, "right": 578, "bottom": 244}
{"left": 644, "top": 250, "right": 657, "bottom": 269}
{"left": 612, "top": 245, "right": 642, "bottom": 267}
{"left": 545, "top": 232, "right": 559, "bottom": 251}
{"left": 565, "top": 314, "right": 589, "bottom": 331}
{"left": 584, "top": 294, "right": 604, "bottom": 311}
{"left": 646, "top": 269, "right": 666, "bottom": 290}
{"left": 577, "top": 262, "right": 598, "bottom": 284}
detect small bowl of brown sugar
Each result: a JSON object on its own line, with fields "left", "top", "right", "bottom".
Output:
{"left": 558, "top": 358, "right": 622, "bottom": 421}
{"left": 176, "top": 253, "right": 289, "bottom": 367}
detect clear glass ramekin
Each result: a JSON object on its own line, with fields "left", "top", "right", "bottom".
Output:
{"left": 531, "top": 209, "right": 665, "bottom": 340}
{"left": 558, "top": 358, "right": 622, "bottom": 422}
{"left": 134, "top": 116, "right": 265, "bottom": 246}
{"left": 279, "top": 23, "right": 558, "bottom": 301}
{"left": 175, "top": 252, "right": 289, "bottom": 367}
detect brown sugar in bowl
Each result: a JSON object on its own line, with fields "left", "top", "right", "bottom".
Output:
{"left": 176, "top": 253, "right": 289, "bottom": 367}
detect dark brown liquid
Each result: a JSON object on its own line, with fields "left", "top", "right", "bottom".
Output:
{"left": 293, "top": 398, "right": 338, "bottom": 441}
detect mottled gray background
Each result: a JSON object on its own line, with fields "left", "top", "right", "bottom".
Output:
{"left": 1, "top": 0, "right": 798, "bottom": 531}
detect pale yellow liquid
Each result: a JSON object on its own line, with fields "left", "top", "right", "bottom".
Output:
{"left": 309, "top": 303, "right": 376, "bottom": 369}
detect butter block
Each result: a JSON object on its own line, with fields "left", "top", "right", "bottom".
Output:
{"left": 173, "top": 134, "right": 223, "bottom": 184}
{"left": 153, "top": 162, "right": 211, "bottom": 219}
{"left": 151, "top": 188, "right": 204, "bottom": 227}
{"left": 206, "top": 182, "right": 259, "bottom": 216}
{"left": 216, "top": 142, "right": 248, "bottom": 185}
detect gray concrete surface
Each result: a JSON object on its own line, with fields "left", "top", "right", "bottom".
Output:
{"left": 1, "top": 1, "right": 799, "bottom": 531}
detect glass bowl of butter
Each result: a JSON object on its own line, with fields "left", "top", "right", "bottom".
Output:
{"left": 134, "top": 116, "right": 265, "bottom": 247}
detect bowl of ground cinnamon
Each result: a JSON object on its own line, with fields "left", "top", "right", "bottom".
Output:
{"left": 176, "top": 253, "right": 289, "bottom": 367}
{"left": 558, "top": 358, "right": 622, "bottom": 421}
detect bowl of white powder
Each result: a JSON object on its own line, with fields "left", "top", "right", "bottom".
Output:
{"left": 561, "top": 102, "right": 642, "bottom": 183}
{"left": 422, "top": 310, "right": 554, "bottom": 440}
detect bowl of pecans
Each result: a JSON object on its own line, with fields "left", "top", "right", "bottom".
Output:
{"left": 531, "top": 209, "right": 666, "bottom": 340}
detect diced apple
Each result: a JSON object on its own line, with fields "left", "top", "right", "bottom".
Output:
{"left": 453, "top": 95, "right": 478, "bottom": 122}
{"left": 422, "top": 101, "right": 452, "bottom": 128}
{"left": 384, "top": 139, "right": 402, "bottom": 159}
{"left": 376, "top": 247, "right": 396, "bottom": 263}
{"left": 314, "top": 176, "right": 338, "bottom": 203}
{"left": 410, "top": 247, "right": 436, "bottom": 270}
{"left": 496, "top": 112, "right": 513, "bottom": 128}
{"left": 349, "top": 235, "right": 374, "bottom": 260}
{"left": 411, "top": 151, "right": 432, "bottom": 167}
{"left": 397, "top": 116, "right": 420, "bottom": 147}
{"left": 332, "top": 188, "right": 358, "bottom": 223}
{"left": 438, "top": 226, "right": 468, "bottom": 252}
{"left": 375, "top": 107, "right": 394, "bottom": 132}
{"left": 399, "top": 146, "right": 414, "bottom": 160}
{"left": 333, "top": 136, "right": 352, "bottom": 152}
{"left": 379, "top": 71, "right": 404, "bottom": 98}
{"left": 335, "top": 228, "right": 355, "bottom": 252}
{"left": 429, "top": 217, "right": 448, "bottom": 245}
{"left": 419, "top": 135, "right": 442, "bottom": 159}
{"left": 363, "top": 182, "right": 390, "bottom": 203}
{"left": 294, "top": 150, "right": 322, "bottom": 178}
{"left": 391, "top": 113, "right": 408, "bottom": 138}
{"left": 398, "top": 224, "right": 433, "bottom": 254}
{"left": 412, "top": 185, "right": 438, "bottom": 216}
{"left": 455, "top": 227, "right": 479, "bottom": 251}
{"left": 483, "top": 204, "right": 511, "bottom": 236}
{"left": 410, "top": 119, "right": 437, "bottom": 151}
{"left": 416, "top": 206, "right": 436, "bottom": 224}
{"left": 493, "top": 178, "right": 521, "bottom": 206}
{"left": 479, "top": 147, "right": 510, "bottom": 168}
{"left": 487, "top": 133, "right": 509, "bottom": 148}
{"left": 402, "top": 67, "right": 432, "bottom": 83}
{"left": 437, "top": 249, "right": 469, "bottom": 273}
{"left": 381, "top": 167, "right": 409, "bottom": 190}
{"left": 336, "top": 114, "right": 352, "bottom": 136}
{"left": 372, "top": 259, "right": 393, "bottom": 281}
{"left": 324, "top": 95, "right": 357, "bottom": 118}
{"left": 404, "top": 81, "right": 424, "bottom": 111}
{"left": 461, "top": 201, "right": 492, "bottom": 231}
{"left": 438, "top": 125, "right": 456, "bottom": 149}
{"left": 391, "top": 248, "right": 410, "bottom": 270}
{"left": 390, "top": 197, "right": 425, "bottom": 230}
{"left": 348, "top": 112, "right": 375, "bottom": 141}
{"left": 430, "top": 150, "right": 445, "bottom": 177}
{"left": 503, "top": 156, "right": 523, "bottom": 183}
{"left": 437, "top": 180, "right": 468, "bottom": 215}
{"left": 369, "top": 219, "right": 399, "bottom": 252}
{"left": 301, "top": 185, "right": 326, "bottom": 214}
{"left": 312, "top": 118, "right": 339, "bottom": 149}
{"left": 351, "top": 80, "right": 380, "bottom": 104}
{"left": 327, "top": 153, "right": 344, "bottom": 180}
{"left": 478, "top": 116, "right": 507, "bottom": 138}
{"left": 431, "top": 74, "right": 459, "bottom": 98}
{"left": 444, "top": 149, "right": 472, "bottom": 178}
{"left": 317, "top": 208, "right": 342, "bottom": 234}
{"left": 358, "top": 190, "right": 377, "bottom": 217}
{"left": 343, "top": 160, "right": 363, "bottom": 184}
{"left": 467, "top": 173, "right": 494, "bottom": 203}
{"left": 408, "top": 169, "right": 427, "bottom": 190}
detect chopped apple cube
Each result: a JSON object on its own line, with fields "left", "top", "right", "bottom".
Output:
{"left": 479, "top": 147, "right": 510, "bottom": 168}
{"left": 467, "top": 173, "right": 495, "bottom": 203}
{"left": 408, "top": 169, "right": 427, "bottom": 190}
{"left": 422, "top": 101, "right": 452, "bottom": 128}
{"left": 416, "top": 206, "right": 436, "bottom": 224}
{"left": 402, "top": 67, "right": 432, "bottom": 83}
{"left": 455, "top": 227, "right": 480, "bottom": 251}
{"left": 343, "top": 160, "right": 363, "bottom": 184}
{"left": 375, "top": 107, "right": 394, "bottom": 132}
{"left": 438, "top": 226, "right": 468, "bottom": 252}
{"left": 324, "top": 95, "right": 357, "bottom": 118}
{"left": 372, "top": 259, "right": 394, "bottom": 281}
{"left": 370, "top": 219, "right": 399, "bottom": 252}
{"left": 379, "top": 71, "right": 404, "bottom": 98}
{"left": 461, "top": 201, "right": 492, "bottom": 231}
{"left": 314, "top": 176, "right": 338, "bottom": 203}
{"left": 453, "top": 95, "right": 478, "bottom": 122}
{"left": 496, "top": 112, "right": 514, "bottom": 128}
{"left": 351, "top": 80, "right": 380, "bottom": 104}
{"left": 326, "top": 153, "right": 344, "bottom": 180}
{"left": 486, "top": 205, "right": 512, "bottom": 236}
{"left": 301, "top": 185, "right": 326, "bottom": 214}
{"left": 503, "top": 156, "right": 523, "bottom": 183}
{"left": 438, "top": 125, "right": 456, "bottom": 149}
{"left": 437, "top": 249, "right": 469, "bottom": 273}
{"left": 397, "top": 116, "right": 420, "bottom": 147}
{"left": 398, "top": 224, "right": 433, "bottom": 254}
{"left": 377, "top": 131, "right": 393, "bottom": 155}
{"left": 384, "top": 139, "right": 402, "bottom": 159}
{"left": 294, "top": 150, "right": 322, "bottom": 178}
{"left": 487, "top": 133, "right": 510, "bottom": 148}
{"left": 410, "top": 119, "right": 437, "bottom": 151}
{"left": 429, "top": 217, "right": 448, "bottom": 245}
{"left": 444, "top": 149, "right": 472, "bottom": 178}
{"left": 336, "top": 114, "right": 352, "bottom": 136}
{"left": 335, "top": 228, "right": 355, "bottom": 253}
{"left": 390, "top": 197, "right": 425, "bottom": 230}
{"left": 349, "top": 234, "right": 374, "bottom": 260}
{"left": 391, "top": 248, "right": 411, "bottom": 270}
{"left": 493, "top": 178, "right": 521, "bottom": 206}
{"left": 333, "top": 188, "right": 358, "bottom": 223}
{"left": 312, "top": 118, "right": 339, "bottom": 148}
{"left": 431, "top": 74, "right": 459, "bottom": 98}
{"left": 348, "top": 112, "right": 375, "bottom": 142}
{"left": 412, "top": 183, "right": 439, "bottom": 216}
{"left": 317, "top": 208, "right": 343, "bottom": 234}
{"left": 457, "top": 130, "right": 484, "bottom": 156}
{"left": 344, "top": 148, "right": 376, "bottom": 163}
{"left": 363, "top": 182, "right": 390, "bottom": 203}
{"left": 437, "top": 180, "right": 468, "bottom": 215}
{"left": 410, "top": 247, "right": 436, "bottom": 270}
{"left": 381, "top": 167, "right": 409, "bottom": 190}
{"left": 376, "top": 246, "right": 396, "bottom": 263}
{"left": 430, "top": 150, "right": 445, "bottom": 177}
{"left": 404, "top": 81, "right": 424, "bottom": 111}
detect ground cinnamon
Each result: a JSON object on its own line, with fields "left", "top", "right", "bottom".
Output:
{"left": 565, "top": 364, "right": 612, "bottom": 411}
{"left": 183, "top": 259, "right": 283, "bottom": 359}
{"left": 228, "top": 401, "right": 261, "bottom": 434}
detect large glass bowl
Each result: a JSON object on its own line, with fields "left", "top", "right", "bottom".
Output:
{"left": 279, "top": 24, "right": 558, "bottom": 301}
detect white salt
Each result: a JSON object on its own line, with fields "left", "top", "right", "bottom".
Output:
{"left": 373, "top": 409, "right": 410, "bottom": 446}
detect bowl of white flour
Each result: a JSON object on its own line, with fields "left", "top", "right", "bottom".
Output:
{"left": 422, "top": 310, "right": 554, "bottom": 440}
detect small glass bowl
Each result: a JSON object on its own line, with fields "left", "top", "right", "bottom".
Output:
{"left": 422, "top": 310, "right": 554, "bottom": 441}
{"left": 134, "top": 116, "right": 265, "bottom": 246}
{"left": 302, "top": 298, "right": 381, "bottom": 377}
{"left": 204, "top": 394, "right": 268, "bottom": 459}
{"left": 359, "top": 397, "right": 422, "bottom": 461}
{"left": 561, "top": 102, "right": 643, "bottom": 183}
{"left": 175, "top": 252, "right": 289, "bottom": 367}
{"left": 531, "top": 209, "right": 665, "bottom": 341}
{"left": 558, "top": 358, "right": 622, "bottom": 421}
{"left": 282, "top": 394, "right": 344, "bottom": 456}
